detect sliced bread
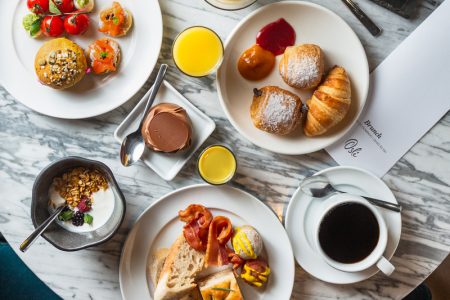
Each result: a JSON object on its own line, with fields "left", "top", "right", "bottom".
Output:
{"left": 153, "top": 234, "right": 205, "bottom": 300}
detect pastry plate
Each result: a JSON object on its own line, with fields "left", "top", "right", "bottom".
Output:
{"left": 119, "top": 184, "right": 295, "bottom": 300}
{"left": 114, "top": 80, "right": 215, "bottom": 181}
{"left": 0, "top": 0, "right": 162, "bottom": 119}
{"left": 285, "top": 166, "right": 402, "bottom": 284}
{"left": 217, "top": 1, "right": 369, "bottom": 155}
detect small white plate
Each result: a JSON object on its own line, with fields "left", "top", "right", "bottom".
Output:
{"left": 119, "top": 184, "right": 295, "bottom": 300}
{"left": 216, "top": 1, "right": 369, "bottom": 155}
{"left": 285, "top": 166, "right": 402, "bottom": 284}
{"left": 0, "top": 0, "right": 162, "bottom": 119}
{"left": 114, "top": 81, "right": 215, "bottom": 181}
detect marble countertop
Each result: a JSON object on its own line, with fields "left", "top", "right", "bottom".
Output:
{"left": 1, "top": 0, "right": 449, "bottom": 299}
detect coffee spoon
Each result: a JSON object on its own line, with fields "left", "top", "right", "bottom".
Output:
{"left": 120, "top": 64, "right": 168, "bottom": 167}
{"left": 300, "top": 175, "right": 402, "bottom": 212}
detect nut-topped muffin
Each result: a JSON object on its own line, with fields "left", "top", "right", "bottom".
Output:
{"left": 34, "top": 38, "right": 87, "bottom": 89}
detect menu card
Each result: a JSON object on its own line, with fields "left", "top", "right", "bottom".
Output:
{"left": 326, "top": 0, "right": 450, "bottom": 177}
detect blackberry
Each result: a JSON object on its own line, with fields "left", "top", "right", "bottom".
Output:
{"left": 72, "top": 211, "right": 85, "bottom": 226}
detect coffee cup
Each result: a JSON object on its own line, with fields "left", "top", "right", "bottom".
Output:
{"left": 313, "top": 193, "right": 395, "bottom": 276}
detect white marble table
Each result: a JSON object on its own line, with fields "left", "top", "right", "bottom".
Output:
{"left": 1, "top": 0, "right": 449, "bottom": 299}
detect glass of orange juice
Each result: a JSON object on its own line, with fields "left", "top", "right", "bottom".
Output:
{"left": 197, "top": 145, "right": 237, "bottom": 185}
{"left": 172, "top": 26, "right": 224, "bottom": 77}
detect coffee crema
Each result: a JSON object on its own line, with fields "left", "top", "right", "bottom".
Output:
{"left": 318, "top": 202, "right": 380, "bottom": 264}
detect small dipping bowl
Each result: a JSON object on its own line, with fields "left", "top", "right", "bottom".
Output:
{"left": 172, "top": 26, "right": 224, "bottom": 77}
{"left": 204, "top": 0, "right": 257, "bottom": 11}
{"left": 31, "top": 156, "right": 126, "bottom": 251}
{"left": 197, "top": 145, "right": 237, "bottom": 185}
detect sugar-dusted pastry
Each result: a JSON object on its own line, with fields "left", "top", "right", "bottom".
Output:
{"left": 304, "top": 66, "right": 352, "bottom": 137}
{"left": 34, "top": 38, "right": 87, "bottom": 89}
{"left": 279, "top": 44, "right": 325, "bottom": 89}
{"left": 250, "top": 86, "right": 303, "bottom": 135}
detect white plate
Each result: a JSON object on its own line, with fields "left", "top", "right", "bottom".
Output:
{"left": 114, "top": 81, "right": 215, "bottom": 181}
{"left": 216, "top": 1, "right": 369, "bottom": 155}
{"left": 285, "top": 166, "right": 402, "bottom": 284}
{"left": 119, "top": 184, "right": 295, "bottom": 300}
{"left": 0, "top": 0, "right": 162, "bottom": 119}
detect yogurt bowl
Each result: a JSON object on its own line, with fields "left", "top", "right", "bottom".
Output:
{"left": 31, "top": 156, "right": 126, "bottom": 251}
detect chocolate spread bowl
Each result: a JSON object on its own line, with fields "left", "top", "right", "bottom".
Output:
{"left": 31, "top": 157, "right": 126, "bottom": 251}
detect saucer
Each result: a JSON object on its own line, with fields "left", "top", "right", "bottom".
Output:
{"left": 285, "top": 166, "right": 401, "bottom": 284}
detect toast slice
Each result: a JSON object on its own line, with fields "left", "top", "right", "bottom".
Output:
{"left": 198, "top": 269, "right": 244, "bottom": 300}
{"left": 153, "top": 234, "right": 205, "bottom": 300}
{"left": 149, "top": 248, "right": 170, "bottom": 288}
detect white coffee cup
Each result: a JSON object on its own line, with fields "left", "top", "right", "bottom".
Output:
{"left": 313, "top": 193, "right": 395, "bottom": 276}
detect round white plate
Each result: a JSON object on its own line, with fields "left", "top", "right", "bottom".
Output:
{"left": 119, "top": 184, "right": 295, "bottom": 300}
{"left": 0, "top": 0, "right": 162, "bottom": 119}
{"left": 285, "top": 166, "right": 402, "bottom": 284}
{"left": 216, "top": 1, "right": 369, "bottom": 155}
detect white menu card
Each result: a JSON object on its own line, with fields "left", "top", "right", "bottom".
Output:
{"left": 326, "top": 0, "right": 450, "bottom": 177}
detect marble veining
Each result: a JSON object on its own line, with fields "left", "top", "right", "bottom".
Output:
{"left": 0, "top": 0, "right": 449, "bottom": 299}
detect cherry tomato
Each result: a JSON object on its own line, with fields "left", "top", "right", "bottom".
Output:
{"left": 41, "top": 16, "right": 65, "bottom": 37}
{"left": 64, "top": 13, "right": 90, "bottom": 35}
{"left": 27, "top": 0, "right": 49, "bottom": 14}
{"left": 53, "top": 0, "right": 74, "bottom": 13}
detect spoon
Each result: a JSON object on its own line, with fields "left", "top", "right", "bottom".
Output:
{"left": 300, "top": 175, "right": 402, "bottom": 212}
{"left": 20, "top": 205, "right": 67, "bottom": 252}
{"left": 120, "top": 64, "right": 168, "bottom": 167}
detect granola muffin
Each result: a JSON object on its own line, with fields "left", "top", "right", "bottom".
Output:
{"left": 34, "top": 38, "right": 87, "bottom": 89}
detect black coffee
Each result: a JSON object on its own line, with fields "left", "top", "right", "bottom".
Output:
{"left": 318, "top": 203, "right": 380, "bottom": 264}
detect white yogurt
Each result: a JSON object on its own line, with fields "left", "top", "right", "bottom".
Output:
{"left": 206, "top": 0, "right": 255, "bottom": 10}
{"left": 49, "top": 184, "right": 115, "bottom": 233}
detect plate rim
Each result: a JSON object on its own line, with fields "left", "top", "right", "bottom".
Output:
{"left": 0, "top": 0, "right": 163, "bottom": 119}
{"left": 216, "top": 0, "right": 370, "bottom": 155}
{"left": 285, "top": 165, "right": 402, "bottom": 284}
{"left": 119, "top": 183, "right": 296, "bottom": 299}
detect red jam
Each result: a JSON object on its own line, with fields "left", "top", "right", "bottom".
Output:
{"left": 256, "top": 18, "right": 296, "bottom": 56}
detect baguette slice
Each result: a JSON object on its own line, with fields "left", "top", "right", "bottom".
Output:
{"left": 149, "top": 248, "right": 170, "bottom": 288}
{"left": 154, "top": 235, "right": 205, "bottom": 300}
{"left": 198, "top": 269, "right": 244, "bottom": 300}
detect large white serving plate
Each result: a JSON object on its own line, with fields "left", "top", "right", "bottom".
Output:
{"left": 217, "top": 1, "right": 369, "bottom": 155}
{"left": 0, "top": 0, "right": 162, "bottom": 119}
{"left": 119, "top": 184, "right": 295, "bottom": 300}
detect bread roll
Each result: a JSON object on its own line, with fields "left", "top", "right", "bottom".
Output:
{"left": 279, "top": 44, "right": 325, "bottom": 89}
{"left": 34, "top": 38, "right": 86, "bottom": 89}
{"left": 250, "top": 86, "right": 303, "bottom": 135}
{"left": 304, "top": 66, "right": 351, "bottom": 136}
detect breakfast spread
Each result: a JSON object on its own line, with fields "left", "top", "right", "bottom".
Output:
{"left": 150, "top": 204, "right": 271, "bottom": 299}
{"left": 237, "top": 44, "right": 275, "bottom": 81}
{"left": 141, "top": 103, "right": 193, "bottom": 153}
{"left": 98, "top": 1, "right": 133, "bottom": 37}
{"left": 172, "top": 26, "right": 223, "bottom": 77}
{"left": 86, "top": 38, "right": 121, "bottom": 74}
{"left": 48, "top": 167, "right": 115, "bottom": 232}
{"left": 198, "top": 145, "right": 236, "bottom": 185}
{"left": 304, "top": 66, "right": 351, "bottom": 136}
{"left": 279, "top": 44, "right": 325, "bottom": 89}
{"left": 35, "top": 38, "right": 87, "bottom": 89}
{"left": 235, "top": 16, "right": 352, "bottom": 137}
{"left": 250, "top": 86, "right": 303, "bottom": 135}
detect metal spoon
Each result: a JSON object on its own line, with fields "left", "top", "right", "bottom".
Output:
{"left": 300, "top": 175, "right": 402, "bottom": 212}
{"left": 20, "top": 205, "right": 67, "bottom": 252}
{"left": 120, "top": 64, "right": 168, "bottom": 167}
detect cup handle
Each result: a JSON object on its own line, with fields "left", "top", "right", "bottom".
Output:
{"left": 376, "top": 256, "right": 395, "bottom": 276}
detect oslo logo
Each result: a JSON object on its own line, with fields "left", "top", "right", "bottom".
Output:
{"left": 344, "top": 139, "right": 362, "bottom": 157}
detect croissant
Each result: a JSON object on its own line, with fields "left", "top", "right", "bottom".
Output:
{"left": 304, "top": 66, "right": 351, "bottom": 137}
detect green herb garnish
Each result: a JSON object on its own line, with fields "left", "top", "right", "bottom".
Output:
{"left": 23, "top": 13, "right": 41, "bottom": 37}
{"left": 112, "top": 16, "right": 119, "bottom": 25}
{"left": 76, "top": 0, "right": 89, "bottom": 7}
{"left": 210, "top": 287, "right": 235, "bottom": 292}
{"left": 84, "top": 213, "right": 93, "bottom": 225}
{"left": 100, "top": 51, "right": 108, "bottom": 59}
{"left": 49, "top": 0, "right": 62, "bottom": 14}
{"left": 58, "top": 210, "right": 74, "bottom": 222}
